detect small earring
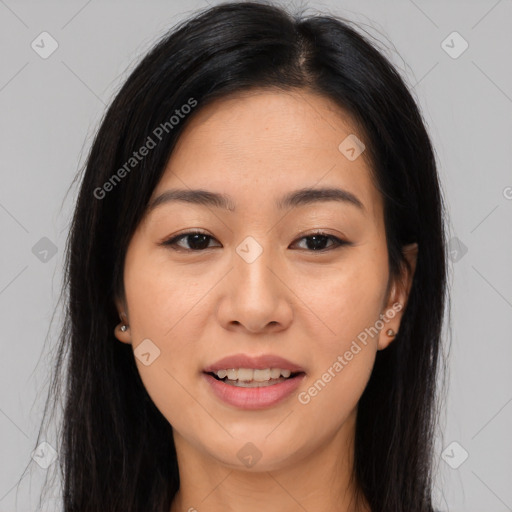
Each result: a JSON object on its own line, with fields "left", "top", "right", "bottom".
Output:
{"left": 386, "top": 329, "right": 396, "bottom": 337}
{"left": 120, "top": 324, "right": 128, "bottom": 332}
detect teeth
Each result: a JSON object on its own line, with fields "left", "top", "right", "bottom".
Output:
{"left": 238, "top": 368, "right": 253, "bottom": 381}
{"left": 212, "top": 368, "right": 294, "bottom": 382}
{"left": 270, "top": 368, "right": 281, "bottom": 379}
{"left": 227, "top": 379, "right": 286, "bottom": 388}
{"left": 254, "top": 369, "right": 271, "bottom": 381}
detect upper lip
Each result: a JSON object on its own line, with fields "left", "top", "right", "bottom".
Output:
{"left": 203, "top": 354, "right": 305, "bottom": 373}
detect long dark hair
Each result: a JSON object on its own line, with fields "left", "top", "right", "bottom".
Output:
{"left": 26, "top": 2, "right": 448, "bottom": 510}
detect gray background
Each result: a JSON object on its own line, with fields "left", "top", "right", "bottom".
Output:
{"left": 1, "top": 0, "right": 511, "bottom": 510}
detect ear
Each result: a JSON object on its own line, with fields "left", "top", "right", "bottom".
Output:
{"left": 113, "top": 296, "right": 131, "bottom": 345}
{"left": 377, "top": 242, "right": 418, "bottom": 351}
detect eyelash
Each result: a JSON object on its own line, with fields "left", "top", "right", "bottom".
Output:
{"left": 161, "top": 230, "right": 349, "bottom": 253}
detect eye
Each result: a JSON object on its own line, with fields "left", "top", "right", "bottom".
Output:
{"left": 160, "top": 230, "right": 350, "bottom": 252}
{"left": 161, "top": 230, "right": 220, "bottom": 251}
{"left": 291, "top": 231, "right": 349, "bottom": 252}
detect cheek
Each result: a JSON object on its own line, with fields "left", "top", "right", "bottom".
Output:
{"left": 122, "top": 291, "right": 209, "bottom": 436}
{"left": 122, "top": 248, "right": 212, "bottom": 427}
{"left": 301, "top": 249, "right": 389, "bottom": 349}
{"left": 295, "top": 250, "right": 388, "bottom": 412}
{"left": 124, "top": 245, "right": 209, "bottom": 341}
{"left": 297, "top": 347, "right": 375, "bottom": 438}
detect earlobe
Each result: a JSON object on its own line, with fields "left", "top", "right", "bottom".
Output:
{"left": 377, "top": 326, "right": 398, "bottom": 351}
{"left": 114, "top": 297, "right": 131, "bottom": 344}
{"left": 377, "top": 305, "right": 401, "bottom": 351}
{"left": 114, "top": 322, "right": 131, "bottom": 344}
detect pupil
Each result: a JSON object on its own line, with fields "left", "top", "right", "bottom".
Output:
{"left": 308, "top": 235, "right": 328, "bottom": 251}
{"left": 188, "top": 234, "right": 209, "bottom": 250}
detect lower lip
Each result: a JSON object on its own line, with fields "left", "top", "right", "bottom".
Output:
{"left": 202, "top": 372, "right": 306, "bottom": 410}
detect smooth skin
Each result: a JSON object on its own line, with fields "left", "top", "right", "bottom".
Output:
{"left": 114, "top": 88, "right": 417, "bottom": 512}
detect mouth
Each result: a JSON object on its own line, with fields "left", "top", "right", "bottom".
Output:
{"left": 204, "top": 368, "right": 306, "bottom": 388}
{"left": 203, "top": 368, "right": 306, "bottom": 410}
{"left": 202, "top": 353, "right": 307, "bottom": 409}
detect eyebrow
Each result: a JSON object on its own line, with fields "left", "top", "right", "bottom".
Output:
{"left": 147, "top": 186, "right": 365, "bottom": 214}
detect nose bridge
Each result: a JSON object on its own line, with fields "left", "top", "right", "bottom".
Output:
{"left": 214, "top": 222, "right": 296, "bottom": 333}
{"left": 223, "top": 232, "right": 290, "bottom": 331}
{"left": 234, "top": 234, "right": 278, "bottom": 299}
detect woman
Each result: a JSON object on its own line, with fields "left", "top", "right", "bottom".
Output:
{"left": 32, "top": 2, "right": 448, "bottom": 511}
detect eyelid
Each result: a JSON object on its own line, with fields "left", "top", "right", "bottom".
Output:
{"left": 160, "top": 229, "right": 219, "bottom": 251}
{"left": 292, "top": 232, "right": 348, "bottom": 251}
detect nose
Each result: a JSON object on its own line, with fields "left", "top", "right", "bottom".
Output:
{"left": 216, "top": 242, "right": 293, "bottom": 334}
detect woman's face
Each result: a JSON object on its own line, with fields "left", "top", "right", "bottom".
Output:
{"left": 115, "top": 89, "right": 416, "bottom": 471}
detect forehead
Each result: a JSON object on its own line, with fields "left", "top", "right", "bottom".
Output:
{"left": 151, "top": 88, "right": 382, "bottom": 221}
